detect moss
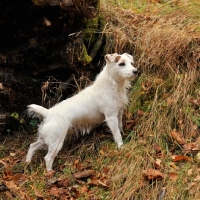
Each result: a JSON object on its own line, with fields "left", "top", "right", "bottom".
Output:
{"left": 83, "top": 16, "right": 100, "bottom": 46}
{"left": 81, "top": 44, "right": 92, "bottom": 64}
{"left": 82, "top": 14, "right": 106, "bottom": 60}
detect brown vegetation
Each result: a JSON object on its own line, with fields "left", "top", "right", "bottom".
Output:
{"left": 1, "top": 0, "right": 200, "bottom": 199}
{"left": 101, "top": 0, "right": 200, "bottom": 199}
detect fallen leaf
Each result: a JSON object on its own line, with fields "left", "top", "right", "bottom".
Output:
{"left": 182, "top": 143, "right": 197, "bottom": 154}
{"left": 10, "top": 152, "right": 16, "bottom": 157}
{"left": 49, "top": 185, "right": 59, "bottom": 197}
{"left": 71, "top": 186, "right": 81, "bottom": 198}
{"left": 4, "top": 180, "right": 30, "bottom": 200}
{"left": 103, "top": 166, "right": 111, "bottom": 174}
{"left": 87, "top": 191, "right": 98, "bottom": 200}
{"left": 124, "top": 111, "right": 132, "bottom": 119}
{"left": 81, "top": 185, "right": 88, "bottom": 194}
{"left": 56, "top": 178, "right": 70, "bottom": 187}
{"left": 168, "top": 172, "right": 178, "bottom": 181}
{"left": 97, "top": 179, "right": 109, "bottom": 187}
{"left": 190, "top": 125, "right": 198, "bottom": 137}
{"left": 3, "top": 170, "right": 13, "bottom": 180}
{"left": 74, "top": 159, "right": 82, "bottom": 170}
{"left": 187, "top": 169, "right": 193, "bottom": 176}
{"left": 153, "top": 78, "right": 164, "bottom": 85}
{"left": 171, "top": 155, "right": 192, "bottom": 162}
{"left": 13, "top": 174, "right": 28, "bottom": 185}
{"left": 166, "top": 97, "right": 174, "bottom": 106}
{"left": 189, "top": 98, "right": 200, "bottom": 106}
{"left": 125, "top": 153, "right": 131, "bottom": 158}
{"left": 87, "top": 175, "right": 98, "bottom": 186}
{"left": 126, "top": 118, "right": 139, "bottom": 129}
{"left": 194, "top": 176, "right": 200, "bottom": 182}
{"left": 197, "top": 152, "right": 200, "bottom": 160}
{"left": 73, "top": 170, "right": 96, "bottom": 179}
{"left": 74, "top": 159, "right": 79, "bottom": 165}
{"left": 152, "top": 143, "right": 162, "bottom": 154}
{"left": 49, "top": 186, "right": 71, "bottom": 199}
{"left": 0, "top": 160, "right": 8, "bottom": 168}
{"left": 154, "top": 159, "right": 162, "bottom": 169}
{"left": 169, "top": 162, "right": 177, "bottom": 169}
{"left": 143, "top": 168, "right": 164, "bottom": 180}
{"left": 100, "top": 149, "right": 105, "bottom": 155}
{"left": 137, "top": 110, "right": 145, "bottom": 116}
{"left": 194, "top": 137, "right": 200, "bottom": 149}
{"left": 170, "top": 131, "right": 186, "bottom": 145}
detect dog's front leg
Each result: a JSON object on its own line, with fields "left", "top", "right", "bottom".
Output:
{"left": 105, "top": 115, "right": 123, "bottom": 148}
{"left": 118, "top": 108, "right": 124, "bottom": 134}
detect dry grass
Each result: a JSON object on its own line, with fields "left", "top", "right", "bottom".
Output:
{"left": 111, "top": 71, "right": 200, "bottom": 199}
{"left": 102, "top": 0, "right": 200, "bottom": 72}
{"left": 101, "top": 0, "right": 200, "bottom": 199}
{"left": 1, "top": 1, "right": 200, "bottom": 199}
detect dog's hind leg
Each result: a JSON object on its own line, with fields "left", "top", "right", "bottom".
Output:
{"left": 44, "top": 132, "right": 66, "bottom": 171}
{"left": 26, "top": 137, "right": 45, "bottom": 163}
{"left": 105, "top": 115, "right": 123, "bottom": 148}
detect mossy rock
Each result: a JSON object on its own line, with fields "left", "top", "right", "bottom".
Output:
{"left": 81, "top": 44, "right": 92, "bottom": 64}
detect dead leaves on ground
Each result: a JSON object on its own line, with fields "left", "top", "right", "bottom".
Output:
{"left": 0, "top": 154, "right": 111, "bottom": 199}
{"left": 46, "top": 160, "right": 111, "bottom": 199}
{"left": 48, "top": 180, "right": 79, "bottom": 200}
{"left": 171, "top": 155, "right": 192, "bottom": 162}
{"left": 144, "top": 133, "right": 200, "bottom": 183}
{"left": 189, "top": 97, "right": 200, "bottom": 107}
{"left": 1, "top": 170, "right": 30, "bottom": 200}
{"left": 170, "top": 130, "right": 200, "bottom": 154}
{"left": 168, "top": 172, "right": 178, "bottom": 181}
{"left": 73, "top": 169, "right": 96, "bottom": 179}
{"left": 0, "top": 154, "right": 31, "bottom": 199}
{"left": 170, "top": 130, "right": 186, "bottom": 145}
{"left": 143, "top": 168, "right": 164, "bottom": 180}
{"left": 183, "top": 137, "right": 200, "bottom": 154}
{"left": 125, "top": 109, "right": 149, "bottom": 130}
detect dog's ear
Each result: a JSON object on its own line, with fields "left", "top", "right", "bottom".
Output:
{"left": 123, "top": 53, "right": 134, "bottom": 62}
{"left": 115, "top": 56, "right": 121, "bottom": 63}
{"left": 105, "top": 53, "right": 118, "bottom": 62}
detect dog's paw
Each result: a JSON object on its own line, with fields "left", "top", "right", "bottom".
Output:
{"left": 118, "top": 145, "right": 129, "bottom": 151}
{"left": 46, "top": 170, "right": 55, "bottom": 177}
{"left": 117, "top": 141, "right": 123, "bottom": 149}
{"left": 25, "top": 156, "right": 31, "bottom": 163}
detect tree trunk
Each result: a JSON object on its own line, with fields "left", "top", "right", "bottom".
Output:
{"left": 0, "top": 0, "right": 104, "bottom": 133}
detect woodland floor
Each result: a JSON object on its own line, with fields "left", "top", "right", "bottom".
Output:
{"left": 1, "top": 0, "right": 200, "bottom": 199}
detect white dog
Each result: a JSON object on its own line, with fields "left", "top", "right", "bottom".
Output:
{"left": 26, "top": 53, "right": 138, "bottom": 171}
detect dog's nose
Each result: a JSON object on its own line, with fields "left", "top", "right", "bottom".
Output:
{"left": 133, "top": 70, "right": 138, "bottom": 75}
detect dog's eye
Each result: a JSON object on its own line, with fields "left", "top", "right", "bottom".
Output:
{"left": 119, "top": 62, "right": 125, "bottom": 66}
{"left": 131, "top": 62, "right": 134, "bottom": 65}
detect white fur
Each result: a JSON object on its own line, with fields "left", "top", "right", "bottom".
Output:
{"left": 26, "top": 53, "right": 137, "bottom": 171}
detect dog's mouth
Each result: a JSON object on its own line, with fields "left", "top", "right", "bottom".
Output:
{"left": 124, "top": 75, "right": 137, "bottom": 80}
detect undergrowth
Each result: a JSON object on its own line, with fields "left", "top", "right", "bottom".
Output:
{"left": 101, "top": 0, "right": 200, "bottom": 199}
{"left": 1, "top": 0, "right": 200, "bottom": 199}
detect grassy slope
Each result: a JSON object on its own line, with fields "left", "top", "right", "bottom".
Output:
{"left": 101, "top": 0, "right": 200, "bottom": 199}
{"left": 1, "top": 0, "right": 200, "bottom": 199}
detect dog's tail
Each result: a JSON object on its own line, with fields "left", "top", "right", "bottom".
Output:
{"left": 27, "top": 104, "right": 49, "bottom": 118}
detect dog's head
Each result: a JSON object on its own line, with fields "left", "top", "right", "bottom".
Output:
{"left": 105, "top": 53, "right": 138, "bottom": 80}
